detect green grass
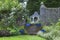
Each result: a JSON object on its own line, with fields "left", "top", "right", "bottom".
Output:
{"left": 0, "top": 35, "right": 46, "bottom": 40}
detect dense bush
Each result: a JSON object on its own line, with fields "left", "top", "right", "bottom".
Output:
{"left": 37, "top": 20, "right": 60, "bottom": 40}
{"left": 0, "top": 30, "right": 11, "bottom": 37}
{"left": 7, "top": 26, "right": 24, "bottom": 34}
{"left": 0, "top": 29, "right": 20, "bottom": 37}
{"left": 0, "top": 0, "right": 20, "bottom": 11}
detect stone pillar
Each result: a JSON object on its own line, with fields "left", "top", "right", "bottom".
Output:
{"left": 40, "top": 2, "right": 46, "bottom": 24}
{"left": 40, "top": 2, "right": 46, "bottom": 15}
{"left": 33, "top": 17, "right": 34, "bottom": 23}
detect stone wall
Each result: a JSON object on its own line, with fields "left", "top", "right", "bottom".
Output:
{"left": 40, "top": 2, "right": 60, "bottom": 25}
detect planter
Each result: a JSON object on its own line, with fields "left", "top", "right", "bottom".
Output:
{"left": 36, "top": 24, "right": 41, "bottom": 27}
{"left": 19, "top": 29, "right": 25, "bottom": 34}
{"left": 25, "top": 23, "right": 31, "bottom": 27}
{"left": 25, "top": 23, "right": 42, "bottom": 34}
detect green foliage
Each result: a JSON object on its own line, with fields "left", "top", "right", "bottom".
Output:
{"left": 7, "top": 27, "right": 20, "bottom": 35}
{"left": 0, "top": 0, "right": 21, "bottom": 11}
{"left": 45, "top": 0, "right": 60, "bottom": 7}
{"left": 37, "top": 21, "right": 60, "bottom": 40}
{"left": 0, "top": 0, "right": 30, "bottom": 35}
{"left": 6, "top": 26, "right": 25, "bottom": 35}
{"left": 27, "top": 0, "right": 41, "bottom": 15}
{"left": 0, "top": 0, "right": 23, "bottom": 29}
{"left": 27, "top": 0, "right": 60, "bottom": 15}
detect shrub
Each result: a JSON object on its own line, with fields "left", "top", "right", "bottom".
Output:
{"left": 7, "top": 27, "right": 21, "bottom": 36}
{"left": 37, "top": 21, "right": 60, "bottom": 40}
{"left": 53, "top": 37, "right": 60, "bottom": 40}
{"left": 0, "top": 30, "right": 11, "bottom": 37}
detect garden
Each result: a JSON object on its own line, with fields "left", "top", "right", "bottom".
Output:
{"left": 0, "top": 0, "right": 60, "bottom": 40}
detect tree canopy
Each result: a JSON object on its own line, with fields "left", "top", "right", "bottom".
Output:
{"left": 0, "top": 0, "right": 22, "bottom": 11}
{"left": 27, "top": 0, "right": 60, "bottom": 15}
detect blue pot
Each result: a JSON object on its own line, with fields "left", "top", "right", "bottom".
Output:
{"left": 41, "top": 29, "right": 46, "bottom": 32}
{"left": 25, "top": 23, "right": 31, "bottom": 27}
{"left": 19, "top": 29, "right": 25, "bottom": 34}
{"left": 36, "top": 24, "right": 41, "bottom": 27}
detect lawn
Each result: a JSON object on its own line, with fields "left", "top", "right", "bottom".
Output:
{"left": 0, "top": 35, "right": 46, "bottom": 40}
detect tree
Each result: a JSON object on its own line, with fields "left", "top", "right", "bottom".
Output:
{"left": 27, "top": 0, "right": 60, "bottom": 15}
{"left": 0, "top": 0, "right": 23, "bottom": 29}
{"left": 27, "top": 0, "right": 47, "bottom": 15}
{"left": 45, "top": 0, "right": 60, "bottom": 7}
